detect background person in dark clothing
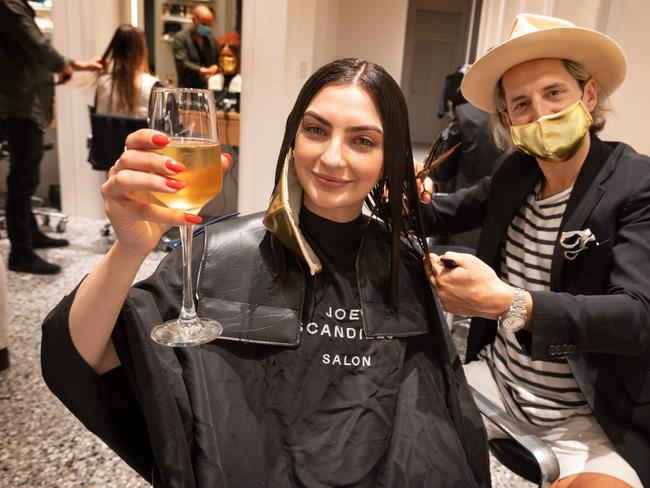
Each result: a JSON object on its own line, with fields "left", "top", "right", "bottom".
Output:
{"left": 172, "top": 4, "right": 220, "bottom": 89}
{"left": 0, "top": 0, "right": 101, "bottom": 274}
{"left": 431, "top": 66, "right": 504, "bottom": 249}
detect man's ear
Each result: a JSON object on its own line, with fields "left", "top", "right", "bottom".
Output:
{"left": 500, "top": 110, "right": 511, "bottom": 128}
{"left": 583, "top": 78, "right": 599, "bottom": 112}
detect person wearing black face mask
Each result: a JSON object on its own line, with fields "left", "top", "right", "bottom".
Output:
{"left": 419, "top": 13, "right": 649, "bottom": 488}
{"left": 172, "top": 4, "right": 220, "bottom": 89}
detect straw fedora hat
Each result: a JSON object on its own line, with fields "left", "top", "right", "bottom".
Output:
{"left": 461, "top": 13, "right": 627, "bottom": 113}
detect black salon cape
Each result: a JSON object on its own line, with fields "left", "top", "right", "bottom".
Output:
{"left": 42, "top": 214, "right": 490, "bottom": 488}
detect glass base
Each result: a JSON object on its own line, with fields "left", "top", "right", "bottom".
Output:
{"left": 150, "top": 317, "right": 223, "bottom": 347}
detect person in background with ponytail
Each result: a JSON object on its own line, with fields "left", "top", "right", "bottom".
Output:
{"left": 96, "top": 24, "right": 160, "bottom": 118}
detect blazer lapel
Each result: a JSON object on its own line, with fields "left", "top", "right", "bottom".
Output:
{"left": 186, "top": 29, "right": 201, "bottom": 62}
{"left": 477, "top": 154, "right": 540, "bottom": 268}
{"left": 549, "top": 136, "right": 618, "bottom": 289}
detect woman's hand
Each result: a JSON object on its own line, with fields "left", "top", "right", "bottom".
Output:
{"left": 425, "top": 251, "right": 514, "bottom": 319}
{"left": 101, "top": 129, "right": 232, "bottom": 255}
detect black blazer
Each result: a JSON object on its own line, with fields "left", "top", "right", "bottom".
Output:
{"left": 427, "top": 134, "right": 650, "bottom": 485}
{"left": 0, "top": 0, "right": 68, "bottom": 127}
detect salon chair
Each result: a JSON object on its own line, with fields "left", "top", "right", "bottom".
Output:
{"left": 471, "top": 386, "right": 560, "bottom": 487}
{"left": 87, "top": 108, "right": 148, "bottom": 171}
{"left": 86, "top": 109, "right": 148, "bottom": 241}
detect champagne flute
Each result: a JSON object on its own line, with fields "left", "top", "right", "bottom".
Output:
{"left": 148, "top": 87, "right": 223, "bottom": 346}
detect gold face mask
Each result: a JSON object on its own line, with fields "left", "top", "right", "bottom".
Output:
{"left": 262, "top": 148, "right": 322, "bottom": 276}
{"left": 220, "top": 55, "right": 237, "bottom": 75}
{"left": 509, "top": 100, "right": 593, "bottom": 162}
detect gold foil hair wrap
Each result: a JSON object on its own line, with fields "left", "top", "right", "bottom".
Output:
{"left": 262, "top": 149, "right": 322, "bottom": 276}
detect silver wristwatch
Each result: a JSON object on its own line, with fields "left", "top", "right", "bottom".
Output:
{"left": 497, "top": 287, "right": 527, "bottom": 333}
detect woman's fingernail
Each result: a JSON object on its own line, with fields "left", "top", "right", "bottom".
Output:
{"left": 165, "top": 159, "right": 185, "bottom": 173}
{"left": 152, "top": 134, "right": 170, "bottom": 146}
{"left": 184, "top": 214, "right": 203, "bottom": 224}
{"left": 223, "top": 152, "right": 233, "bottom": 164}
{"left": 166, "top": 178, "right": 186, "bottom": 190}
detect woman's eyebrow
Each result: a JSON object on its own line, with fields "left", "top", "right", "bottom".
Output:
{"left": 348, "top": 125, "right": 383, "bottom": 135}
{"left": 303, "top": 111, "right": 331, "bottom": 127}
{"left": 303, "top": 111, "right": 383, "bottom": 135}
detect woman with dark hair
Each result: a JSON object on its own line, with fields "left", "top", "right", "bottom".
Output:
{"left": 96, "top": 24, "right": 160, "bottom": 118}
{"left": 42, "top": 58, "right": 489, "bottom": 487}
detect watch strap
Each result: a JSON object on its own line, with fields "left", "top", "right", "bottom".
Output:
{"left": 497, "top": 287, "right": 527, "bottom": 331}
{"left": 510, "top": 287, "right": 527, "bottom": 314}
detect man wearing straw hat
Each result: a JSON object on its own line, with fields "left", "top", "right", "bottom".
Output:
{"left": 423, "top": 13, "right": 648, "bottom": 488}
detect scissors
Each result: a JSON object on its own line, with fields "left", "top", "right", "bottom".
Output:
{"left": 416, "top": 133, "right": 462, "bottom": 181}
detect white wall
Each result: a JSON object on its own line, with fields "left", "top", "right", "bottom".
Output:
{"left": 475, "top": 0, "right": 650, "bottom": 155}
{"left": 596, "top": 0, "right": 650, "bottom": 151}
{"left": 284, "top": 0, "right": 318, "bottom": 109}
{"left": 237, "top": 0, "right": 290, "bottom": 216}
{"left": 334, "top": 0, "right": 409, "bottom": 82}
{"left": 312, "top": 0, "right": 340, "bottom": 70}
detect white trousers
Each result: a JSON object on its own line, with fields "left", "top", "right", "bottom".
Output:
{"left": 464, "top": 359, "right": 643, "bottom": 487}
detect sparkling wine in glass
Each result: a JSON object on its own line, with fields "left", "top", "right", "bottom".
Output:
{"left": 148, "top": 87, "right": 223, "bottom": 347}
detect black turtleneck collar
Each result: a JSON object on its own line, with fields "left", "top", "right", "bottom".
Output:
{"left": 299, "top": 205, "right": 367, "bottom": 262}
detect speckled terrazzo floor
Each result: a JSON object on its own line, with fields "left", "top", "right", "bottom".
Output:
{"left": 0, "top": 216, "right": 534, "bottom": 487}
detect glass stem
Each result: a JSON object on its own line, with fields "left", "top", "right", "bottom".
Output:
{"left": 179, "top": 224, "right": 198, "bottom": 324}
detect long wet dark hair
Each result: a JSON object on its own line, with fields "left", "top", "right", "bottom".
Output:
{"left": 99, "top": 24, "right": 150, "bottom": 116}
{"left": 272, "top": 58, "right": 429, "bottom": 311}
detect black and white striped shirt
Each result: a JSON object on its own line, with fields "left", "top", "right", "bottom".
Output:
{"left": 482, "top": 183, "right": 591, "bottom": 426}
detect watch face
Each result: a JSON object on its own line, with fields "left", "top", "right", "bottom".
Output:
{"left": 500, "top": 313, "right": 525, "bottom": 332}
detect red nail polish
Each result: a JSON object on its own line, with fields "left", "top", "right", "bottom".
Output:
{"left": 223, "top": 152, "right": 232, "bottom": 164}
{"left": 166, "top": 178, "right": 185, "bottom": 190}
{"left": 152, "top": 134, "right": 170, "bottom": 146}
{"left": 165, "top": 159, "right": 185, "bottom": 172}
{"left": 184, "top": 214, "right": 203, "bottom": 224}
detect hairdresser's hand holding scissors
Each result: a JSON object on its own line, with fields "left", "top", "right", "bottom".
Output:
{"left": 414, "top": 159, "right": 434, "bottom": 203}
{"left": 413, "top": 135, "right": 461, "bottom": 204}
{"left": 425, "top": 251, "right": 524, "bottom": 321}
